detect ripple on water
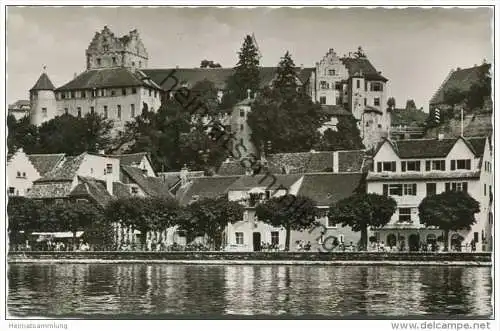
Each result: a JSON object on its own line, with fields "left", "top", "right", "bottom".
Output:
{"left": 7, "top": 264, "right": 492, "bottom": 318}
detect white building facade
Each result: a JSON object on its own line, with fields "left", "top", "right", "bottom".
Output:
{"left": 366, "top": 136, "right": 493, "bottom": 252}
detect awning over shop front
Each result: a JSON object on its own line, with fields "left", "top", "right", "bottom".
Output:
{"left": 32, "top": 231, "right": 84, "bottom": 241}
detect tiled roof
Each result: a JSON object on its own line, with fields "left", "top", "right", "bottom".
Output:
{"left": 56, "top": 68, "right": 161, "bottom": 91}
{"left": 367, "top": 170, "right": 481, "bottom": 182}
{"left": 390, "top": 108, "right": 428, "bottom": 127}
{"left": 306, "top": 152, "right": 333, "bottom": 172}
{"left": 266, "top": 152, "right": 311, "bottom": 174}
{"left": 30, "top": 73, "right": 55, "bottom": 91}
{"left": 177, "top": 176, "right": 240, "bottom": 206}
{"left": 228, "top": 174, "right": 303, "bottom": 191}
{"left": 121, "top": 165, "right": 172, "bottom": 198}
{"left": 338, "top": 150, "right": 366, "bottom": 172}
{"left": 69, "top": 177, "right": 113, "bottom": 207}
{"left": 142, "top": 67, "right": 315, "bottom": 91}
{"left": 36, "top": 153, "right": 87, "bottom": 182}
{"left": 430, "top": 63, "right": 490, "bottom": 105}
{"left": 298, "top": 173, "right": 363, "bottom": 206}
{"left": 217, "top": 160, "right": 249, "bottom": 176}
{"left": 111, "top": 152, "right": 149, "bottom": 167}
{"left": 340, "top": 57, "right": 388, "bottom": 82}
{"left": 113, "top": 182, "right": 133, "bottom": 198}
{"left": 27, "top": 153, "right": 65, "bottom": 176}
{"left": 384, "top": 137, "right": 485, "bottom": 159}
{"left": 28, "top": 181, "right": 73, "bottom": 199}
{"left": 9, "top": 100, "right": 30, "bottom": 109}
{"left": 320, "top": 105, "right": 352, "bottom": 116}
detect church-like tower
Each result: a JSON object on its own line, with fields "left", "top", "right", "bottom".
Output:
{"left": 85, "top": 25, "right": 149, "bottom": 71}
{"left": 29, "top": 69, "right": 57, "bottom": 126}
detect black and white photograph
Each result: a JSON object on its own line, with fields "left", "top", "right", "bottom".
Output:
{"left": 1, "top": 1, "right": 497, "bottom": 327}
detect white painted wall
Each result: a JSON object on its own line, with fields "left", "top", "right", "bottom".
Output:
{"left": 7, "top": 150, "right": 41, "bottom": 196}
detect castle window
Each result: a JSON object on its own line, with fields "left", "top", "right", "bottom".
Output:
{"left": 132, "top": 61, "right": 135, "bottom": 67}
{"left": 16, "top": 171, "right": 21, "bottom": 178}
{"left": 149, "top": 88, "right": 152, "bottom": 96}
{"left": 60, "top": 92, "right": 65, "bottom": 99}
{"left": 154, "top": 91, "right": 157, "bottom": 98}
{"left": 130, "top": 104, "right": 135, "bottom": 118}
{"left": 328, "top": 69, "right": 335, "bottom": 76}
{"left": 71, "top": 91, "right": 75, "bottom": 98}
{"left": 111, "top": 89, "right": 116, "bottom": 96}
{"left": 122, "top": 88, "right": 126, "bottom": 96}
{"left": 320, "top": 81, "right": 329, "bottom": 89}
{"left": 356, "top": 80, "right": 360, "bottom": 89}
{"left": 364, "top": 98, "right": 367, "bottom": 106}
{"left": 77, "top": 107, "right": 82, "bottom": 118}
{"left": 319, "top": 96, "right": 326, "bottom": 105}
{"left": 106, "top": 164, "right": 113, "bottom": 174}
{"left": 374, "top": 98, "right": 380, "bottom": 106}
{"left": 335, "top": 82, "right": 342, "bottom": 90}
{"left": 365, "top": 81, "right": 368, "bottom": 91}
{"left": 103, "top": 106, "right": 108, "bottom": 119}
{"left": 240, "top": 109, "right": 245, "bottom": 117}
{"left": 97, "top": 58, "right": 101, "bottom": 66}
{"left": 81, "top": 91, "right": 86, "bottom": 98}
{"left": 90, "top": 106, "right": 95, "bottom": 115}
{"left": 42, "top": 107, "right": 47, "bottom": 118}
{"left": 139, "top": 61, "right": 142, "bottom": 67}
{"left": 112, "top": 57, "right": 116, "bottom": 65}
{"left": 132, "top": 87, "right": 137, "bottom": 94}
{"left": 336, "top": 96, "right": 341, "bottom": 105}
{"left": 64, "top": 108, "right": 68, "bottom": 115}
{"left": 8, "top": 187, "right": 15, "bottom": 196}
{"left": 117, "top": 105, "right": 121, "bottom": 119}
{"left": 240, "top": 124, "right": 244, "bottom": 131}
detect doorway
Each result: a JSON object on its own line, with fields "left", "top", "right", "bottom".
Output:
{"left": 253, "top": 232, "right": 261, "bottom": 252}
{"left": 409, "top": 234, "right": 420, "bottom": 251}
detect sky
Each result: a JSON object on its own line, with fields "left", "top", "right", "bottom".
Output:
{"left": 6, "top": 6, "right": 493, "bottom": 111}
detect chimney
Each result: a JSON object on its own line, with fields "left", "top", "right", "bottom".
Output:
{"left": 333, "top": 151, "right": 339, "bottom": 173}
{"left": 105, "top": 165, "right": 113, "bottom": 196}
{"left": 180, "top": 164, "right": 189, "bottom": 187}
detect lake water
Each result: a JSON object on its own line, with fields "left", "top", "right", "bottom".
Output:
{"left": 7, "top": 263, "right": 492, "bottom": 318}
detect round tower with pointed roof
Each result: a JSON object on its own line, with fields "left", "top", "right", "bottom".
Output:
{"left": 29, "top": 67, "right": 57, "bottom": 126}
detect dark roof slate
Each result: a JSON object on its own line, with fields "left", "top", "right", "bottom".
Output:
{"left": 385, "top": 137, "right": 485, "bottom": 159}
{"left": 121, "top": 165, "right": 172, "bottom": 198}
{"left": 306, "top": 152, "right": 333, "bottom": 172}
{"left": 217, "top": 160, "right": 249, "bottom": 176}
{"left": 227, "top": 174, "right": 302, "bottom": 191}
{"left": 338, "top": 150, "right": 366, "bottom": 172}
{"left": 36, "top": 153, "right": 87, "bottom": 182}
{"left": 30, "top": 73, "right": 55, "bottom": 91}
{"left": 320, "top": 105, "right": 352, "bottom": 116}
{"left": 298, "top": 173, "right": 363, "bottom": 206}
{"left": 69, "top": 177, "right": 113, "bottom": 207}
{"left": 340, "top": 57, "right": 388, "bottom": 82}
{"left": 56, "top": 68, "right": 161, "bottom": 91}
{"left": 177, "top": 176, "right": 240, "bottom": 206}
{"left": 27, "top": 154, "right": 65, "bottom": 176}
{"left": 111, "top": 152, "right": 149, "bottom": 167}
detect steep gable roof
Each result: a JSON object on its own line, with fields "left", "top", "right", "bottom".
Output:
{"left": 111, "top": 152, "right": 151, "bottom": 167}
{"left": 430, "top": 63, "right": 490, "bottom": 105}
{"left": 298, "top": 173, "right": 363, "bottom": 206}
{"left": 27, "top": 154, "right": 65, "bottom": 176}
{"left": 36, "top": 153, "right": 87, "bottom": 182}
{"left": 378, "top": 137, "right": 485, "bottom": 159}
{"left": 228, "top": 174, "right": 302, "bottom": 191}
{"left": 69, "top": 176, "right": 113, "bottom": 207}
{"left": 340, "top": 57, "right": 388, "bottom": 82}
{"left": 177, "top": 175, "right": 240, "bottom": 206}
{"left": 30, "top": 73, "right": 55, "bottom": 91}
{"left": 56, "top": 68, "right": 161, "bottom": 91}
{"left": 142, "top": 67, "right": 315, "bottom": 91}
{"left": 121, "top": 165, "right": 172, "bottom": 198}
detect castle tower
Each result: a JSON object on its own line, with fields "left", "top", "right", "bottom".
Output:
{"left": 85, "top": 26, "right": 149, "bottom": 71}
{"left": 29, "top": 68, "right": 57, "bottom": 126}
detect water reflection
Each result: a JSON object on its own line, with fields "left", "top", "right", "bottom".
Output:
{"left": 8, "top": 264, "right": 492, "bottom": 318}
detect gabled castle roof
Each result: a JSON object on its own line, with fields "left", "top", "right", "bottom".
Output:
{"left": 340, "top": 57, "right": 388, "bottom": 82}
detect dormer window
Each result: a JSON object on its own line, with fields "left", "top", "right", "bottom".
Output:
{"left": 328, "top": 69, "right": 336, "bottom": 76}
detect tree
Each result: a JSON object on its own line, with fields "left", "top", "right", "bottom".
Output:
{"left": 328, "top": 193, "right": 397, "bottom": 251}
{"left": 405, "top": 99, "right": 417, "bottom": 110}
{"left": 247, "top": 52, "right": 324, "bottom": 155}
{"left": 466, "top": 64, "right": 491, "bottom": 111}
{"left": 387, "top": 97, "right": 396, "bottom": 111}
{"left": 42, "top": 200, "right": 104, "bottom": 250}
{"left": 255, "top": 195, "right": 319, "bottom": 251}
{"left": 200, "top": 60, "right": 222, "bottom": 68}
{"left": 315, "top": 115, "right": 364, "bottom": 151}
{"left": 105, "top": 197, "right": 179, "bottom": 249}
{"left": 222, "top": 34, "right": 261, "bottom": 107}
{"left": 7, "top": 197, "right": 42, "bottom": 247}
{"left": 178, "top": 196, "right": 244, "bottom": 249}
{"left": 418, "top": 191, "right": 480, "bottom": 251}
{"left": 7, "top": 115, "right": 38, "bottom": 154}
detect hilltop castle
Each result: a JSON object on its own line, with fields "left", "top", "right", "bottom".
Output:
{"left": 27, "top": 26, "right": 390, "bottom": 151}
